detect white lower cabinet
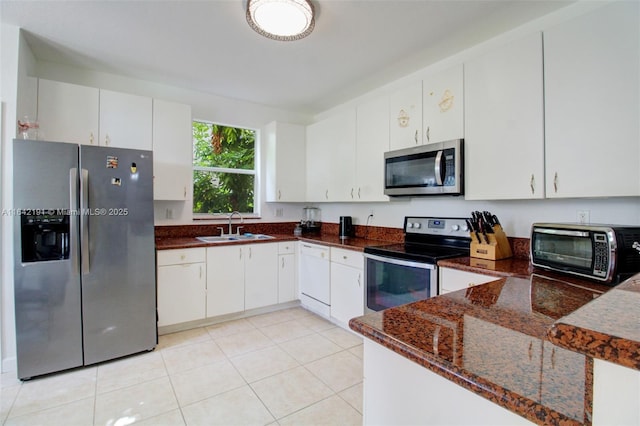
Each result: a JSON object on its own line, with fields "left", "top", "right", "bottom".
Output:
{"left": 278, "top": 242, "right": 297, "bottom": 303}
{"left": 157, "top": 248, "right": 206, "bottom": 327}
{"left": 206, "top": 245, "right": 245, "bottom": 317}
{"left": 439, "top": 267, "right": 497, "bottom": 294}
{"left": 330, "top": 248, "right": 364, "bottom": 327}
{"left": 206, "top": 243, "right": 279, "bottom": 315}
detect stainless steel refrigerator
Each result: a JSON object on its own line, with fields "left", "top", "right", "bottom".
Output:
{"left": 13, "top": 139, "right": 157, "bottom": 380}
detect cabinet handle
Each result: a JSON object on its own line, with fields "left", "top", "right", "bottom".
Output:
{"left": 105, "top": 134, "right": 110, "bottom": 146}
{"left": 239, "top": 248, "right": 242, "bottom": 260}
{"left": 180, "top": 254, "right": 186, "bottom": 260}
{"left": 184, "top": 186, "right": 187, "bottom": 198}
{"left": 414, "top": 130, "right": 418, "bottom": 144}
{"left": 357, "top": 273, "right": 361, "bottom": 287}
{"left": 351, "top": 188, "right": 354, "bottom": 199}
{"left": 325, "top": 190, "right": 329, "bottom": 200}
{"left": 278, "top": 190, "right": 282, "bottom": 200}
{"left": 530, "top": 174, "right": 535, "bottom": 195}
{"left": 528, "top": 341, "right": 533, "bottom": 361}
{"left": 426, "top": 126, "right": 430, "bottom": 142}
{"left": 553, "top": 172, "right": 558, "bottom": 193}
{"left": 89, "top": 132, "right": 94, "bottom": 145}
{"left": 199, "top": 265, "right": 202, "bottom": 279}
{"left": 281, "top": 257, "right": 285, "bottom": 268}
{"left": 249, "top": 247, "right": 252, "bottom": 259}
{"left": 358, "top": 187, "right": 361, "bottom": 199}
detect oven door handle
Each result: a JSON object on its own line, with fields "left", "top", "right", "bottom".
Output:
{"left": 364, "top": 253, "right": 436, "bottom": 270}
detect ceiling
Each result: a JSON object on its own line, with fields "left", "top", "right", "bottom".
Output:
{"left": 1, "top": 0, "right": 572, "bottom": 116}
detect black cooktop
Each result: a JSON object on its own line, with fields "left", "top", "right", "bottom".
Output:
{"left": 364, "top": 243, "right": 469, "bottom": 263}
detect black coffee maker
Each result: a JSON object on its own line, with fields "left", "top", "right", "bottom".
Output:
{"left": 339, "top": 216, "right": 354, "bottom": 239}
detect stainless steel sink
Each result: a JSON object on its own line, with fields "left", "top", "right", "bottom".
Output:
{"left": 196, "top": 234, "right": 275, "bottom": 243}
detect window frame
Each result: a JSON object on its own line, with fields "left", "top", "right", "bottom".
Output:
{"left": 192, "top": 119, "right": 260, "bottom": 220}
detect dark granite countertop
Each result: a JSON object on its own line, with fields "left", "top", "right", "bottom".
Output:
{"left": 350, "top": 274, "right": 611, "bottom": 425}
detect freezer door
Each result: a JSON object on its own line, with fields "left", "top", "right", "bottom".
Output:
{"left": 79, "top": 145, "right": 157, "bottom": 365}
{"left": 13, "top": 139, "right": 83, "bottom": 379}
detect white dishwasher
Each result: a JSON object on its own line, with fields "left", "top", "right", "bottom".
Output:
{"left": 299, "top": 242, "right": 330, "bottom": 318}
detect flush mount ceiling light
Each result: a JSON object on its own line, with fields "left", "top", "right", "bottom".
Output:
{"left": 246, "top": 0, "right": 315, "bottom": 41}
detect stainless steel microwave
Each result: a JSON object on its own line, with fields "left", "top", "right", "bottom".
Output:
{"left": 384, "top": 139, "right": 463, "bottom": 196}
{"left": 531, "top": 223, "right": 640, "bottom": 284}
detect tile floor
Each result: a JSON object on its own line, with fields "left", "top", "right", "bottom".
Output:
{"left": 0, "top": 307, "right": 364, "bottom": 426}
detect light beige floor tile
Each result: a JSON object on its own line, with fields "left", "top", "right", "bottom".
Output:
{"left": 8, "top": 367, "right": 96, "bottom": 418}
{"left": 296, "top": 314, "right": 335, "bottom": 332}
{"left": 259, "top": 319, "right": 315, "bottom": 343}
{"left": 1, "top": 371, "right": 23, "bottom": 388}
{"left": 230, "top": 346, "right": 299, "bottom": 383}
{"left": 4, "top": 397, "right": 94, "bottom": 426}
{"left": 321, "top": 327, "right": 363, "bottom": 349}
{"left": 135, "top": 408, "right": 185, "bottom": 425}
{"left": 250, "top": 366, "right": 333, "bottom": 419}
{"left": 182, "top": 385, "right": 275, "bottom": 426}
{"left": 349, "top": 344, "right": 364, "bottom": 360}
{"left": 97, "top": 350, "right": 167, "bottom": 394}
{"left": 246, "top": 309, "right": 300, "bottom": 328}
{"left": 157, "top": 328, "right": 212, "bottom": 350}
{"left": 279, "top": 334, "right": 342, "bottom": 364}
{"left": 161, "top": 340, "right": 226, "bottom": 375}
{"left": 339, "top": 382, "right": 363, "bottom": 414}
{"left": 206, "top": 318, "right": 256, "bottom": 339}
{"left": 214, "top": 328, "right": 274, "bottom": 358}
{"left": 278, "top": 394, "right": 362, "bottom": 426}
{"left": 305, "top": 351, "right": 363, "bottom": 392}
{"left": 94, "top": 376, "right": 178, "bottom": 425}
{"left": 169, "top": 359, "right": 245, "bottom": 406}
{"left": 1, "top": 383, "right": 21, "bottom": 422}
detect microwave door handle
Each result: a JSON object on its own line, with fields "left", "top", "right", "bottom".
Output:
{"left": 434, "top": 150, "right": 444, "bottom": 186}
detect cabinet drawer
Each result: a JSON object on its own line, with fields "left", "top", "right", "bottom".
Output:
{"left": 439, "top": 267, "right": 497, "bottom": 294}
{"left": 157, "top": 248, "right": 206, "bottom": 266}
{"left": 278, "top": 241, "right": 296, "bottom": 254}
{"left": 331, "top": 247, "right": 364, "bottom": 269}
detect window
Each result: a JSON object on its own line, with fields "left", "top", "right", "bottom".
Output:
{"left": 193, "top": 121, "right": 257, "bottom": 216}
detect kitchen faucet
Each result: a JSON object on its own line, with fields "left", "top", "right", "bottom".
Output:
{"left": 228, "top": 211, "right": 244, "bottom": 235}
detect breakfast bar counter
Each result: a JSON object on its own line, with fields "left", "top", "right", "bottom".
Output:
{"left": 349, "top": 273, "right": 640, "bottom": 425}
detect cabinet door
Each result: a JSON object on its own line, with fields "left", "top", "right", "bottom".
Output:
{"left": 278, "top": 254, "right": 296, "bottom": 303}
{"left": 356, "top": 95, "right": 389, "bottom": 202}
{"left": 423, "top": 64, "right": 464, "bottom": 144}
{"left": 544, "top": 2, "right": 639, "bottom": 197}
{"left": 152, "top": 99, "right": 192, "bottom": 200}
{"left": 245, "top": 243, "right": 279, "bottom": 310}
{"left": 264, "top": 122, "right": 306, "bottom": 202}
{"left": 206, "top": 246, "right": 245, "bottom": 317}
{"left": 157, "top": 263, "right": 206, "bottom": 326}
{"left": 99, "top": 89, "right": 152, "bottom": 150}
{"left": 37, "top": 79, "right": 99, "bottom": 145}
{"left": 389, "top": 81, "right": 422, "bottom": 150}
{"left": 464, "top": 33, "right": 544, "bottom": 200}
{"left": 439, "top": 267, "right": 496, "bottom": 294}
{"left": 305, "top": 112, "right": 356, "bottom": 201}
{"left": 330, "top": 262, "right": 364, "bottom": 327}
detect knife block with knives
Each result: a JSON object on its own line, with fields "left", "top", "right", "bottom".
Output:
{"left": 468, "top": 211, "right": 513, "bottom": 261}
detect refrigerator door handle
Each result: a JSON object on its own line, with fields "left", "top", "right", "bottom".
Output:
{"left": 80, "top": 168, "right": 90, "bottom": 274}
{"left": 70, "top": 168, "right": 80, "bottom": 274}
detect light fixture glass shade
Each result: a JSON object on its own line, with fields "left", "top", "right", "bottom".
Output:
{"left": 247, "top": 0, "right": 315, "bottom": 41}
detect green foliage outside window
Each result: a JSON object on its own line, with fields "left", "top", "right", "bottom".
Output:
{"left": 193, "top": 121, "right": 256, "bottom": 215}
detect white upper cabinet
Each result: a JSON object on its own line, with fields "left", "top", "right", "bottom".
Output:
{"left": 306, "top": 110, "right": 357, "bottom": 202}
{"left": 544, "top": 1, "right": 639, "bottom": 198}
{"left": 464, "top": 32, "right": 545, "bottom": 200}
{"left": 37, "top": 79, "right": 99, "bottom": 145}
{"left": 99, "top": 89, "right": 153, "bottom": 150}
{"left": 355, "top": 95, "right": 389, "bottom": 202}
{"left": 152, "top": 99, "right": 193, "bottom": 201}
{"left": 422, "top": 64, "right": 464, "bottom": 144}
{"left": 389, "top": 81, "right": 423, "bottom": 150}
{"left": 264, "top": 121, "right": 306, "bottom": 202}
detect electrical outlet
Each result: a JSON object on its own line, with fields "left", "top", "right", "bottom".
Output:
{"left": 577, "top": 210, "right": 590, "bottom": 224}
{"left": 165, "top": 208, "right": 173, "bottom": 219}
{"left": 275, "top": 208, "right": 284, "bottom": 217}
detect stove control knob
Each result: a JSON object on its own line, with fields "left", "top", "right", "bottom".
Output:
{"left": 407, "top": 223, "right": 414, "bottom": 229}
{"left": 451, "top": 224, "right": 460, "bottom": 231}
{"left": 462, "top": 224, "right": 469, "bottom": 232}
{"left": 414, "top": 223, "right": 421, "bottom": 229}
